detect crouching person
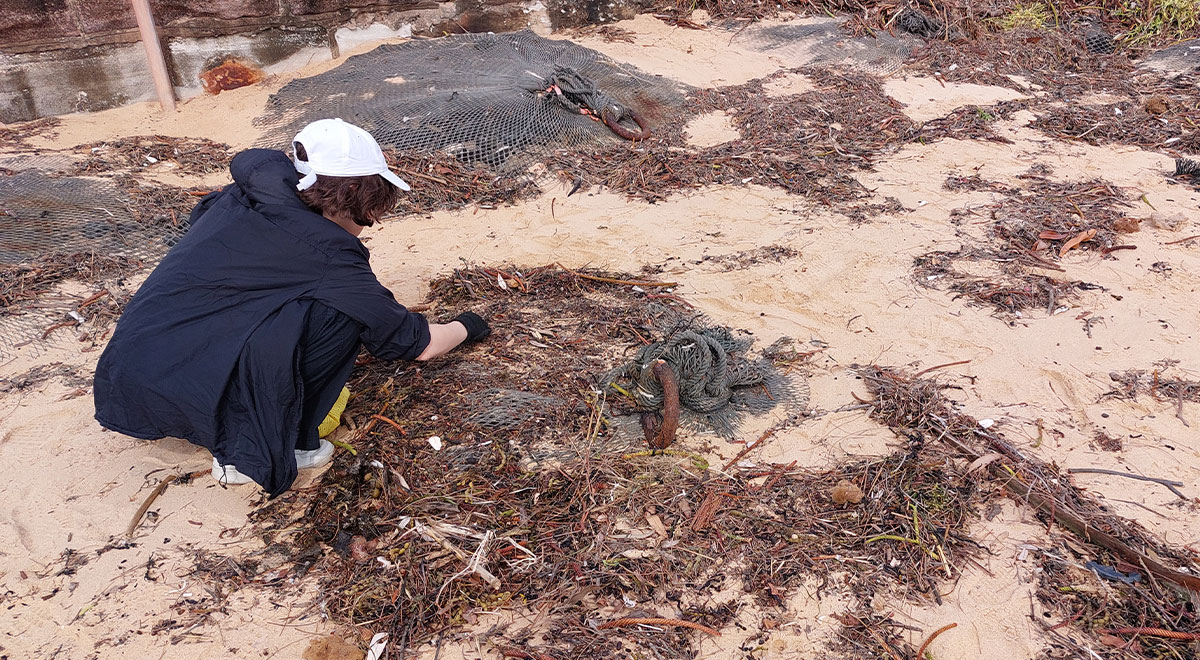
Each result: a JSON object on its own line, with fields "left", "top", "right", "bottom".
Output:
{"left": 94, "top": 119, "right": 489, "bottom": 497}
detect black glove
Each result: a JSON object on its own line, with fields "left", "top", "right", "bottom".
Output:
{"left": 453, "top": 312, "right": 491, "bottom": 343}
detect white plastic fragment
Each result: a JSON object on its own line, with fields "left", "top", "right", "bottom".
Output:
{"left": 145, "top": 155, "right": 159, "bottom": 164}
{"left": 497, "top": 273, "right": 508, "bottom": 290}
{"left": 428, "top": 436, "right": 443, "bottom": 451}
{"left": 365, "top": 633, "right": 389, "bottom": 660}
{"left": 370, "top": 460, "right": 384, "bottom": 469}
{"left": 979, "top": 419, "right": 995, "bottom": 429}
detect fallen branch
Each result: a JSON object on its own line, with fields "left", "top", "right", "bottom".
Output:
{"left": 371, "top": 414, "right": 407, "bottom": 435}
{"left": 597, "top": 617, "right": 721, "bottom": 636}
{"left": 722, "top": 425, "right": 781, "bottom": 471}
{"left": 861, "top": 367, "right": 1200, "bottom": 595}
{"left": 1163, "top": 235, "right": 1200, "bottom": 245}
{"left": 415, "top": 521, "right": 502, "bottom": 590}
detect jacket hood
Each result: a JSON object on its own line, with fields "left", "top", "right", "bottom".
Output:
{"left": 230, "top": 149, "right": 312, "bottom": 212}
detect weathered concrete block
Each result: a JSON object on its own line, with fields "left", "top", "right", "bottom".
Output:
{"left": 0, "top": 0, "right": 626, "bottom": 122}
{"left": 166, "top": 26, "right": 331, "bottom": 94}
{"left": 2, "top": 0, "right": 80, "bottom": 44}
{"left": 1, "top": 44, "right": 157, "bottom": 123}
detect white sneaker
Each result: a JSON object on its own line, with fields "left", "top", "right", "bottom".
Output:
{"left": 211, "top": 458, "right": 254, "bottom": 485}
{"left": 295, "top": 439, "right": 335, "bottom": 470}
{"left": 211, "top": 439, "right": 334, "bottom": 486}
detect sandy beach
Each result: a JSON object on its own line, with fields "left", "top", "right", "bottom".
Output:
{"left": 2, "top": 12, "right": 1198, "bottom": 660}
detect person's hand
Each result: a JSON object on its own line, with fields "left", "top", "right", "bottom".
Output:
{"left": 453, "top": 312, "right": 491, "bottom": 343}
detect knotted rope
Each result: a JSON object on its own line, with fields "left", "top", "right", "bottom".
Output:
{"left": 628, "top": 328, "right": 764, "bottom": 414}
{"left": 543, "top": 67, "right": 650, "bottom": 140}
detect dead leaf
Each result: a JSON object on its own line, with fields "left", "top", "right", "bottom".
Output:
{"left": 967, "top": 452, "right": 1004, "bottom": 474}
{"left": 1038, "top": 230, "right": 1069, "bottom": 240}
{"left": 1097, "top": 633, "right": 1128, "bottom": 648}
{"left": 831, "top": 479, "right": 864, "bottom": 505}
{"left": 1059, "top": 228, "right": 1098, "bottom": 258}
{"left": 645, "top": 513, "right": 669, "bottom": 540}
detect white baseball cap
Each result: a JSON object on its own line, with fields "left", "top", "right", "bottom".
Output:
{"left": 292, "top": 118, "right": 410, "bottom": 192}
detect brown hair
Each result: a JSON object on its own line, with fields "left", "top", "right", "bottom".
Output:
{"left": 293, "top": 143, "right": 401, "bottom": 227}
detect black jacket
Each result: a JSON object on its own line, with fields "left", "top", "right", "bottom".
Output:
{"left": 95, "top": 149, "right": 429, "bottom": 495}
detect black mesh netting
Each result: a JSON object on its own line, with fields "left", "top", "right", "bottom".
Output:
{"left": 0, "top": 172, "right": 182, "bottom": 266}
{"left": 252, "top": 30, "right": 690, "bottom": 170}
{"left": 1083, "top": 27, "right": 1117, "bottom": 55}
{"left": 0, "top": 172, "right": 187, "bottom": 356}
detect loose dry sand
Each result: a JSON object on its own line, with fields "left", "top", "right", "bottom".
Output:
{"left": 3, "top": 13, "right": 1199, "bottom": 660}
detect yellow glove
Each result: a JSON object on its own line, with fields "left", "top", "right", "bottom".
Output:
{"left": 318, "top": 386, "right": 350, "bottom": 438}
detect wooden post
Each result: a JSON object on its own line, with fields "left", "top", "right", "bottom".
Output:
{"left": 129, "top": 0, "right": 176, "bottom": 112}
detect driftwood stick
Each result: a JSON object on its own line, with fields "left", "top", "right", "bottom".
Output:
{"left": 1067, "top": 467, "right": 1186, "bottom": 500}
{"left": 127, "top": 468, "right": 209, "bottom": 537}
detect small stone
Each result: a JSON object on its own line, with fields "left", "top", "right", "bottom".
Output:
{"left": 1113, "top": 217, "right": 1141, "bottom": 233}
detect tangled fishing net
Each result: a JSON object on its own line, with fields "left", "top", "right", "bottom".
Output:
{"left": 253, "top": 30, "right": 688, "bottom": 171}
{"left": 603, "top": 323, "right": 804, "bottom": 438}
{"left": 0, "top": 172, "right": 195, "bottom": 356}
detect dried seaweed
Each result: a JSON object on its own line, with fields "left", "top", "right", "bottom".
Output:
{"left": 0, "top": 117, "right": 62, "bottom": 150}
{"left": 385, "top": 152, "right": 540, "bottom": 217}
{"left": 915, "top": 176, "right": 1127, "bottom": 315}
{"left": 1105, "top": 368, "right": 1200, "bottom": 404}
{"left": 547, "top": 68, "right": 917, "bottom": 210}
{"left": 690, "top": 244, "right": 801, "bottom": 271}
{"left": 72, "top": 135, "right": 233, "bottom": 177}
{"left": 226, "top": 266, "right": 985, "bottom": 659}
{"left": 860, "top": 365, "right": 1200, "bottom": 659}
{"left": 0, "top": 251, "right": 141, "bottom": 313}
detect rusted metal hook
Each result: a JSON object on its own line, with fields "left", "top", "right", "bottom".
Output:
{"left": 640, "top": 359, "right": 679, "bottom": 451}
{"left": 601, "top": 105, "right": 651, "bottom": 141}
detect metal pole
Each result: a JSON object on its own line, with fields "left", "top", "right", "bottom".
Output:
{"left": 129, "top": 0, "right": 176, "bottom": 112}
